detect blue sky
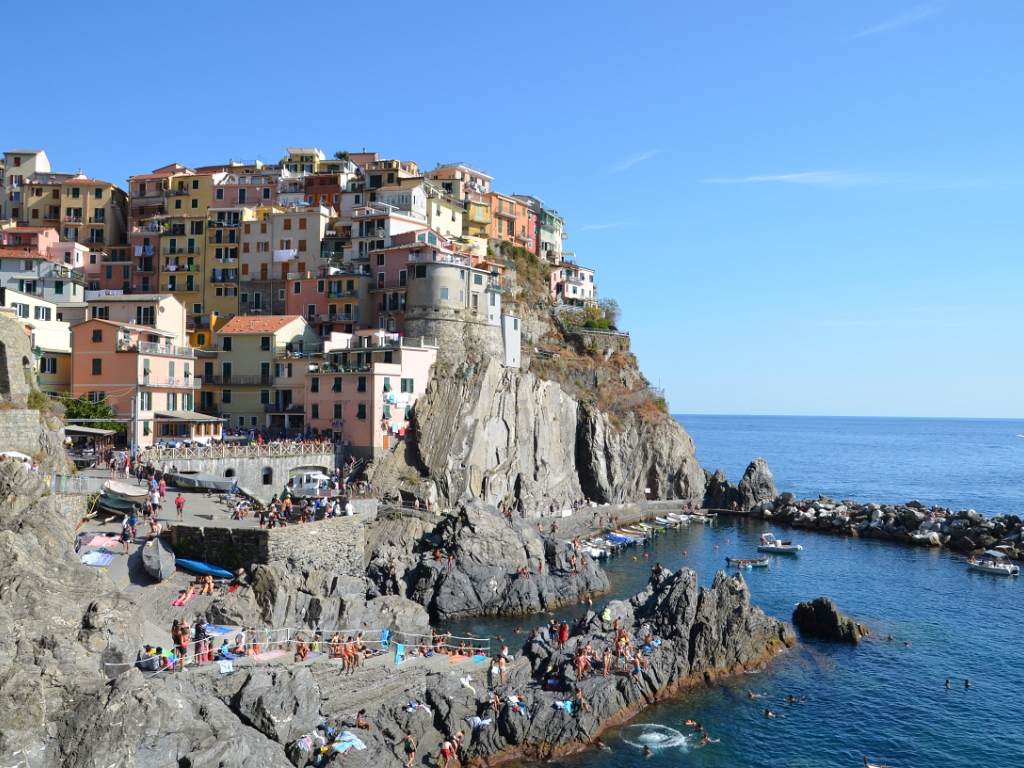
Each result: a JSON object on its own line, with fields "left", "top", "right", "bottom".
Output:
{"left": 10, "top": 2, "right": 1023, "bottom": 417}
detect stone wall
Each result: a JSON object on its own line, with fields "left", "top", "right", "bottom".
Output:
{"left": 0, "top": 312, "right": 32, "bottom": 407}
{"left": 0, "top": 409, "right": 70, "bottom": 475}
{"left": 404, "top": 307, "right": 504, "bottom": 368}
{"left": 564, "top": 327, "right": 631, "bottom": 354}
{"left": 171, "top": 509, "right": 371, "bottom": 577}
{"left": 156, "top": 450, "right": 338, "bottom": 503}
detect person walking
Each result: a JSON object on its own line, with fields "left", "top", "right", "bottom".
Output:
{"left": 401, "top": 732, "right": 416, "bottom": 768}
{"left": 175, "top": 493, "right": 186, "bottom": 522}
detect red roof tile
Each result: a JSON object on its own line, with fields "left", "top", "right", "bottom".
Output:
{"left": 218, "top": 315, "right": 306, "bottom": 334}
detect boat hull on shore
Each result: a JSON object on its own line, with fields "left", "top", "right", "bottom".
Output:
{"left": 141, "top": 537, "right": 176, "bottom": 581}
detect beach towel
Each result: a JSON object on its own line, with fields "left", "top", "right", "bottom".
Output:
{"left": 380, "top": 628, "right": 391, "bottom": 649}
{"left": 81, "top": 551, "right": 115, "bottom": 567}
{"left": 228, "top": 584, "right": 240, "bottom": 593}
{"left": 464, "top": 716, "right": 491, "bottom": 730}
{"left": 254, "top": 649, "right": 289, "bottom": 662}
{"left": 554, "top": 700, "right": 574, "bottom": 713}
{"left": 448, "top": 654, "right": 471, "bottom": 664}
{"left": 305, "top": 652, "right": 323, "bottom": 661}
{"left": 217, "top": 660, "right": 234, "bottom": 674}
{"left": 330, "top": 732, "right": 366, "bottom": 752}
{"left": 473, "top": 654, "right": 489, "bottom": 663}
{"left": 171, "top": 591, "right": 196, "bottom": 607}
{"left": 459, "top": 675, "right": 476, "bottom": 694}
{"left": 394, "top": 643, "right": 406, "bottom": 665}
{"left": 205, "top": 625, "right": 234, "bottom": 636}
{"left": 88, "top": 535, "right": 121, "bottom": 547}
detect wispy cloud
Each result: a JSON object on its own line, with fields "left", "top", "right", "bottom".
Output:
{"left": 580, "top": 222, "right": 626, "bottom": 231}
{"left": 852, "top": 4, "right": 937, "bottom": 39}
{"left": 702, "top": 171, "right": 888, "bottom": 188}
{"left": 609, "top": 150, "right": 662, "bottom": 172}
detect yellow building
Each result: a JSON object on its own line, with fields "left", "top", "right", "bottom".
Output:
{"left": 281, "top": 148, "right": 326, "bottom": 175}
{"left": 464, "top": 196, "right": 492, "bottom": 239}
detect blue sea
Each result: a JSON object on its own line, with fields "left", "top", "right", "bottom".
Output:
{"left": 446, "top": 416, "right": 1024, "bottom": 768}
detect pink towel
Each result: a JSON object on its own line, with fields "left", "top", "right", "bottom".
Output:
{"left": 254, "top": 649, "right": 290, "bottom": 662}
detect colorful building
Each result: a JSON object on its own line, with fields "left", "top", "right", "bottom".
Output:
{"left": 206, "top": 315, "right": 321, "bottom": 435}
{"left": 548, "top": 254, "right": 596, "bottom": 305}
{"left": 69, "top": 317, "right": 212, "bottom": 447}
{"left": 0, "top": 287, "right": 72, "bottom": 394}
{"left": 282, "top": 267, "right": 373, "bottom": 337}
{"left": 304, "top": 330, "right": 437, "bottom": 456}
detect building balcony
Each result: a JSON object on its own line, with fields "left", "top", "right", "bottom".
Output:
{"left": 196, "top": 401, "right": 219, "bottom": 415}
{"left": 370, "top": 279, "right": 407, "bottom": 290}
{"left": 407, "top": 252, "right": 468, "bottom": 266}
{"left": 142, "top": 375, "right": 203, "bottom": 389}
{"left": 274, "top": 342, "right": 324, "bottom": 358}
{"left": 117, "top": 339, "right": 195, "bottom": 358}
{"left": 202, "top": 374, "right": 273, "bottom": 386}
{"left": 319, "top": 312, "right": 354, "bottom": 322}
{"left": 208, "top": 219, "right": 241, "bottom": 228}
{"left": 88, "top": 216, "right": 107, "bottom": 225}
{"left": 163, "top": 263, "right": 200, "bottom": 272}
{"left": 164, "top": 284, "right": 200, "bottom": 293}
{"left": 87, "top": 237, "right": 105, "bottom": 245}
{"left": 209, "top": 270, "right": 239, "bottom": 283}
{"left": 131, "top": 189, "right": 174, "bottom": 199}
{"left": 163, "top": 246, "right": 201, "bottom": 256}
{"left": 264, "top": 403, "right": 303, "bottom": 413}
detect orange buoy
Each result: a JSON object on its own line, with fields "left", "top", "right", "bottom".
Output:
{"left": 714, "top": 545, "right": 719, "bottom": 549}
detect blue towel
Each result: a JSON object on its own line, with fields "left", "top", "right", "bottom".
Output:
{"left": 217, "top": 660, "right": 234, "bottom": 674}
{"left": 473, "top": 654, "right": 489, "bottom": 663}
{"left": 81, "top": 551, "right": 115, "bottom": 567}
{"left": 380, "top": 629, "right": 391, "bottom": 649}
{"left": 394, "top": 643, "right": 406, "bottom": 665}
{"left": 206, "top": 625, "right": 234, "bottom": 636}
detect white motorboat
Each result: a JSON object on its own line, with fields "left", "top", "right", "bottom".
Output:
{"left": 757, "top": 532, "right": 803, "bottom": 554}
{"left": 968, "top": 551, "right": 1019, "bottom": 576}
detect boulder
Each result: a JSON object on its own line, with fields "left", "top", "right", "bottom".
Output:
{"left": 792, "top": 597, "right": 868, "bottom": 644}
{"left": 737, "top": 458, "right": 778, "bottom": 510}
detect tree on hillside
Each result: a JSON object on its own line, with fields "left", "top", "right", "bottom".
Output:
{"left": 57, "top": 394, "right": 126, "bottom": 433}
{"left": 598, "top": 298, "right": 621, "bottom": 328}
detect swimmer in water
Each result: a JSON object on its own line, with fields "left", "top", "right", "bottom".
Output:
{"left": 594, "top": 739, "right": 610, "bottom": 751}
{"left": 642, "top": 745, "right": 653, "bottom": 758}
{"left": 887, "top": 634, "right": 894, "bottom": 641}
{"left": 748, "top": 691, "right": 762, "bottom": 698}
{"left": 904, "top": 642, "right": 910, "bottom": 648}
{"left": 945, "top": 679, "right": 951, "bottom": 689}
{"left": 700, "top": 733, "right": 712, "bottom": 746}
{"left": 965, "top": 679, "right": 971, "bottom": 689}
{"left": 685, "top": 719, "right": 697, "bottom": 726}
{"left": 765, "top": 709, "right": 777, "bottom": 718}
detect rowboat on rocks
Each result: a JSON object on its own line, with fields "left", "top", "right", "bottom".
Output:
{"left": 757, "top": 532, "right": 803, "bottom": 554}
{"left": 141, "top": 536, "right": 176, "bottom": 581}
{"left": 968, "top": 551, "right": 1020, "bottom": 576}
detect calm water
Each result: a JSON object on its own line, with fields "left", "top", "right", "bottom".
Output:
{"left": 446, "top": 417, "right": 1024, "bottom": 768}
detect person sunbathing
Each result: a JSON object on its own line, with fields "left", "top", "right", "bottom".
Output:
{"left": 294, "top": 636, "right": 310, "bottom": 662}
{"left": 355, "top": 709, "right": 371, "bottom": 731}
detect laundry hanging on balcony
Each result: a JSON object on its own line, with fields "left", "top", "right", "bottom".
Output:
{"left": 273, "top": 249, "right": 298, "bottom": 262}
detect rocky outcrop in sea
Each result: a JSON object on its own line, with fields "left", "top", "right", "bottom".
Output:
{"left": 792, "top": 597, "right": 869, "bottom": 644}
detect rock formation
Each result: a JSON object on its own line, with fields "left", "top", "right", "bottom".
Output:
{"left": 738, "top": 457, "right": 778, "bottom": 509}
{"left": 369, "top": 501, "right": 609, "bottom": 619}
{"left": 792, "top": 597, "right": 869, "bottom": 644}
{"left": 746, "top": 493, "right": 1024, "bottom": 559}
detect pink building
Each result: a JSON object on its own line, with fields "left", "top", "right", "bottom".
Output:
{"left": 303, "top": 331, "right": 437, "bottom": 457}
{"left": 70, "top": 318, "right": 219, "bottom": 447}
{"left": 282, "top": 267, "right": 373, "bottom": 337}
{"left": 0, "top": 224, "right": 60, "bottom": 252}
{"left": 548, "top": 254, "right": 596, "bottom": 306}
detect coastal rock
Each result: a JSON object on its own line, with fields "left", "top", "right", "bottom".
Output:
{"left": 576, "top": 402, "right": 705, "bottom": 504}
{"left": 231, "top": 666, "right": 322, "bottom": 743}
{"left": 702, "top": 468, "right": 738, "bottom": 509}
{"left": 738, "top": 458, "right": 778, "bottom": 510}
{"left": 792, "top": 597, "right": 868, "bottom": 644}
{"left": 404, "top": 504, "right": 609, "bottom": 619}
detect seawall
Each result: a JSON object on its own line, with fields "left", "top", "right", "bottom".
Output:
{"left": 170, "top": 508, "right": 373, "bottom": 577}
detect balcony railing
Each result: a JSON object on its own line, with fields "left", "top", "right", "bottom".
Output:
{"left": 264, "top": 403, "right": 303, "bottom": 413}
{"left": 196, "top": 401, "right": 219, "bottom": 414}
{"left": 89, "top": 216, "right": 106, "bottom": 224}
{"left": 319, "top": 312, "right": 354, "bottom": 322}
{"left": 142, "top": 375, "right": 203, "bottom": 389}
{"left": 117, "top": 340, "right": 195, "bottom": 357}
{"left": 202, "top": 374, "right": 273, "bottom": 386}
{"left": 407, "top": 252, "right": 467, "bottom": 266}
{"left": 370, "top": 279, "right": 407, "bottom": 290}
{"left": 275, "top": 342, "right": 324, "bottom": 357}
{"left": 210, "top": 270, "right": 238, "bottom": 282}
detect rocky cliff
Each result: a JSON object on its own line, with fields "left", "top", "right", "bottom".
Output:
{"left": 368, "top": 502, "right": 609, "bottom": 619}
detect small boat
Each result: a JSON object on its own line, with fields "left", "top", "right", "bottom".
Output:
{"left": 639, "top": 522, "right": 666, "bottom": 532}
{"left": 726, "top": 556, "right": 770, "bottom": 569}
{"left": 141, "top": 537, "right": 176, "bottom": 581}
{"left": 864, "top": 757, "right": 896, "bottom": 768}
{"left": 96, "top": 493, "right": 141, "bottom": 515}
{"left": 967, "top": 551, "right": 1019, "bottom": 576}
{"left": 666, "top": 513, "right": 692, "bottom": 524}
{"left": 757, "top": 533, "right": 803, "bottom": 554}
{"left": 168, "top": 472, "right": 238, "bottom": 492}
{"left": 102, "top": 480, "right": 149, "bottom": 499}
{"left": 176, "top": 558, "right": 236, "bottom": 579}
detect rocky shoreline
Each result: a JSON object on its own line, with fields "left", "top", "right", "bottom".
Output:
{"left": 731, "top": 493, "right": 1024, "bottom": 560}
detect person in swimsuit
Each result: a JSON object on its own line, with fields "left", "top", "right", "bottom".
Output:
{"left": 402, "top": 732, "right": 416, "bottom": 767}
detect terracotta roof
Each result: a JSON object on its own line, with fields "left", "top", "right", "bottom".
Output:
{"left": 218, "top": 315, "right": 305, "bottom": 334}
{"left": 0, "top": 249, "right": 47, "bottom": 259}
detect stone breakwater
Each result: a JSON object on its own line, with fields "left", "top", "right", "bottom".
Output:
{"left": 741, "top": 493, "right": 1024, "bottom": 560}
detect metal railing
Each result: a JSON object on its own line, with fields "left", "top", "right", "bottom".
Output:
{"left": 144, "top": 443, "right": 335, "bottom": 460}
{"left": 202, "top": 374, "right": 273, "bottom": 386}
{"left": 48, "top": 474, "right": 106, "bottom": 495}
{"left": 142, "top": 375, "right": 203, "bottom": 389}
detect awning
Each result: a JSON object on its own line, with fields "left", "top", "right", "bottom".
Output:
{"left": 153, "top": 410, "right": 224, "bottom": 423}
{"left": 65, "top": 425, "right": 118, "bottom": 436}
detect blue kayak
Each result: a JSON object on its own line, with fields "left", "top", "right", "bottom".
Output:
{"left": 176, "top": 559, "right": 235, "bottom": 579}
